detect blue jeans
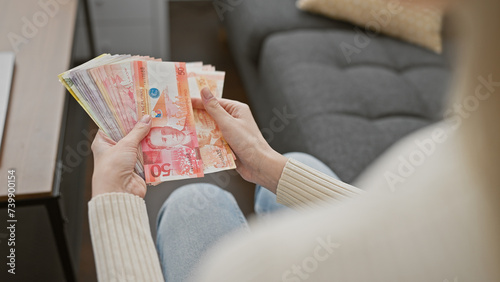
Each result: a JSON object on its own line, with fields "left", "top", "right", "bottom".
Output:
{"left": 156, "top": 152, "right": 339, "bottom": 282}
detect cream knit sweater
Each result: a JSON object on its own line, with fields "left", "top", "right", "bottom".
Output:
{"left": 89, "top": 125, "right": 500, "bottom": 282}
{"left": 88, "top": 0, "right": 500, "bottom": 281}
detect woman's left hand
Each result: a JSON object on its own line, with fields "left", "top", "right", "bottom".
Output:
{"left": 91, "top": 115, "right": 152, "bottom": 198}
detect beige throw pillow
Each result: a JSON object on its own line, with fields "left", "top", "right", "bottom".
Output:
{"left": 297, "top": 0, "right": 443, "bottom": 53}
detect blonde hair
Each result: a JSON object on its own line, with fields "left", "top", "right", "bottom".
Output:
{"left": 451, "top": 0, "right": 500, "bottom": 191}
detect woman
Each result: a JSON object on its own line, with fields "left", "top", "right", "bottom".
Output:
{"left": 88, "top": 0, "right": 500, "bottom": 280}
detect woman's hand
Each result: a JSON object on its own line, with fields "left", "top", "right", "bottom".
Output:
{"left": 192, "top": 88, "right": 288, "bottom": 193}
{"left": 91, "top": 115, "right": 152, "bottom": 198}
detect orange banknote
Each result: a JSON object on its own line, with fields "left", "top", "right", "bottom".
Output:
{"left": 136, "top": 61, "right": 204, "bottom": 183}
{"left": 59, "top": 55, "right": 236, "bottom": 184}
{"left": 187, "top": 69, "right": 236, "bottom": 173}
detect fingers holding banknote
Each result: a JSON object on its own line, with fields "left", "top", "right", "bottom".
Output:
{"left": 91, "top": 115, "right": 152, "bottom": 198}
{"left": 192, "top": 88, "right": 288, "bottom": 193}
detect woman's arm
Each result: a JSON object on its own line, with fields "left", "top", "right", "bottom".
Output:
{"left": 88, "top": 116, "right": 163, "bottom": 281}
{"left": 88, "top": 193, "right": 163, "bottom": 281}
{"left": 276, "top": 158, "right": 363, "bottom": 209}
{"left": 194, "top": 88, "right": 364, "bottom": 209}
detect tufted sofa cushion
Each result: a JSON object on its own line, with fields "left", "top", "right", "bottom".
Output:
{"left": 223, "top": 0, "right": 352, "bottom": 65}
{"left": 259, "top": 30, "right": 450, "bottom": 182}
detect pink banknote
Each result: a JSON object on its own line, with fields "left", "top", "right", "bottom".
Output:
{"left": 59, "top": 55, "right": 236, "bottom": 184}
{"left": 135, "top": 61, "right": 204, "bottom": 183}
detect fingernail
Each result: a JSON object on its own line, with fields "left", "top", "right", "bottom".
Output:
{"left": 201, "top": 88, "right": 213, "bottom": 101}
{"left": 140, "top": 115, "right": 151, "bottom": 124}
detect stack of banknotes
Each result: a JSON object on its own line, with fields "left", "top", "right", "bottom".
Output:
{"left": 58, "top": 54, "right": 236, "bottom": 184}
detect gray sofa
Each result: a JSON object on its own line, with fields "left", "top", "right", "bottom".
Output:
{"left": 223, "top": 0, "right": 452, "bottom": 182}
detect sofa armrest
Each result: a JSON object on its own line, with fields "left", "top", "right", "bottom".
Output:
{"left": 222, "top": 0, "right": 352, "bottom": 64}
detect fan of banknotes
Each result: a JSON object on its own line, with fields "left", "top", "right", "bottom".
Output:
{"left": 58, "top": 54, "right": 236, "bottom": 185}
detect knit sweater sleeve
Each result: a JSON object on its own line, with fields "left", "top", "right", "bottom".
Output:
{"left": 276, "top": 158, "right": 364, "bottom": 209}
{"left": 88, "top": 193, "right": 164, "bottom": 282}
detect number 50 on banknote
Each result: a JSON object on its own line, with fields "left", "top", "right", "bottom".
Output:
{"left": 135, "top": 61, "right": 204, "bottom": 183}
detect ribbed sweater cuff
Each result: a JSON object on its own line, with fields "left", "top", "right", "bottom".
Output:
{"left": 88, "top": 193, "right": 163, "bottom": 282}
{"left": 276, "top": 158, "right": 364, "bottom": 209}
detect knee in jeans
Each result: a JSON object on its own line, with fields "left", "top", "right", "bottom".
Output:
{"left": 167, "top": 183, "right": 221, "bottom": 206}
{"left": 282, "top": 152, "right": 338, "bottom": 180}
{"left": 170, "top": 183, "right": 218, "bottom": 202}
{"left": 158, "top": 183, "right": 235, "bottom": 221}
{"left": 283, "top": 152, "right": 319, "bottom": 163}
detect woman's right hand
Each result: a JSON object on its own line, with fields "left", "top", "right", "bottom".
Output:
{"left": 192, "top": 88, "right": 288, "bottom": 193}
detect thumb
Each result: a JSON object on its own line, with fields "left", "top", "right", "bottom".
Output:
{"left": 91, "top": 130, "right": 117, "bottom": 155}
{"left": 201, "top": 88, "right": 232, "bottom": 126}
{"left": 119, "top": 115, "right": 152, "bottom": 148}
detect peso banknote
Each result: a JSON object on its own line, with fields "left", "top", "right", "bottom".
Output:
{"left": 135, "top": 61, "right": 204, "bottom": 183}
{"left": 187, "top": 69, "right": 236, "bottom": 173}
{"left": 59, "top": 55, "right": 236, "bottom": 184}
